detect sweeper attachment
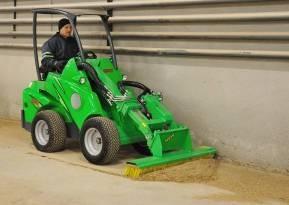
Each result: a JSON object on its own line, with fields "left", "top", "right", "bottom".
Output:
{"left": 22, "top": 8, "right": 216, "bottom": 178}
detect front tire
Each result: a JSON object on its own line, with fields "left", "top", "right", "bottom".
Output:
{"left": 80, "top": 117, "right": 120, "bottom": 165}
{"left": 31, "top": 110, "right": 66, "bottom": 152}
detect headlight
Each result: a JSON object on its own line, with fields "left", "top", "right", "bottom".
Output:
{"left": 79, "top": 77, "right": 86, "bottom": 84}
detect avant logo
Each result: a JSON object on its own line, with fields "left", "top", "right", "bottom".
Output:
{"left": 103, "top": 68, "right": 113, "bottom": 73}
{"left": 165, "top": 134, "right": 174, "bottom": 143}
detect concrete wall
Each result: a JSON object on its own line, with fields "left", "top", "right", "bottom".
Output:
{"left": 0, "top": 0, "right": 289, "bottom": 172}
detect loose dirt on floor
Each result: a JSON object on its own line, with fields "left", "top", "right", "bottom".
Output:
{"left": 1, "top": 118, "right": 289, "bottom": 204}
{"left": 139, "top": 158, "right": 219, "bottom": 183}
{"left": 139, "top": 158, "right": 289, "bottom": 204}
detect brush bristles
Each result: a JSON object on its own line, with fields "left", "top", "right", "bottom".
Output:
{"left": 124, "top": 166, "right": 142, "bottom": 178}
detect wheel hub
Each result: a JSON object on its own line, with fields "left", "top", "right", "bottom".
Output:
{"left": 35, "top": 120, "right": 49, "bottom": 146}
{"left": 84, "top": 128, "right": 103, "bottom": 156}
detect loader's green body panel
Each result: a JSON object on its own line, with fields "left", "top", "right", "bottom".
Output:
{"left": 22, "top": 57, "right": 216, "bottom": 171}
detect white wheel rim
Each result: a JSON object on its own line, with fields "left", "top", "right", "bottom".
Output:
{"left": 84, "top": 128, "right": 103, "bottom": 156}
{"left": 35, "top": 120, "right": 49, "bottom": 146}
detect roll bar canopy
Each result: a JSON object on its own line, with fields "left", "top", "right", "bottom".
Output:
{"left": 32, "top": 8, "right": 117, "bottom": 80}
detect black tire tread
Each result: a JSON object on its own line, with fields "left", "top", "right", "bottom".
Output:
{"left": 81, "top": 117, "right": 120, "bottom": 164}
{"left": 32, "top": 110, "right": 66, "bottom": 152}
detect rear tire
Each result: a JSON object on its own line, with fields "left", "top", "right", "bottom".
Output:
{"left": 80, "top": 117, "right": 120, "bottom": 164}
{"left": 31, "top": 110, "right": 66, "bottom": 152}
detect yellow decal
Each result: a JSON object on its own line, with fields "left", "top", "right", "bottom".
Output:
{"left": 103, "top": 68, "right": 113, "bottom": 73}
{"left": 31, "top": 98, "right": 41, "bottom": 108}
{"left": 165, "top": 134, "right": 174, "bottom": 143}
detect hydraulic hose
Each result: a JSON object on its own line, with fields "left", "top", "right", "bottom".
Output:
{"left": 118, "top": 80, "right": 152, "bottom": 102}
{"left": 77, "top": 62, "right": 109, "bottom": 99}
{"left": 118, "top": 80, "right": 152, "bottom": 119}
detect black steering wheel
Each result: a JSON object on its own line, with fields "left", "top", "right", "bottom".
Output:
{"left": 77, "top": 50, "right": 97, "bottom": 59}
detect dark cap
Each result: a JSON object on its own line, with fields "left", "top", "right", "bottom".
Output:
{"left": 58, "top": 18, "right": 70, "bottom": 31}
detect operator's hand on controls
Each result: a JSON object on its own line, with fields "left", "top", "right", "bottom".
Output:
{"left": 53, "top": 60, "right": 67, "bottom": 73}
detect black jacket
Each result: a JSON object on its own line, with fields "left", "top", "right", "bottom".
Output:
{"left": 41, "top": 32, "right": 79, "bottom": 73}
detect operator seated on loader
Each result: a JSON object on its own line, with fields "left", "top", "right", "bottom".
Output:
{"left": 40, "top": 18, "right": 79, "bottom": 77}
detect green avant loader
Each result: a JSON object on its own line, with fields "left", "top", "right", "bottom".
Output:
{"left": 22, "top": 8, "right": 216, "bottom": 177}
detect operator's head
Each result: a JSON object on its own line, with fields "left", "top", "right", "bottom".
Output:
{"left": 58, "top": 18, "right": 72, "bottom": 38}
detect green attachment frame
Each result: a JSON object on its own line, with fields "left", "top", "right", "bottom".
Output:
{"left": 128, "top": 146, "right": 216, "bottom": 169}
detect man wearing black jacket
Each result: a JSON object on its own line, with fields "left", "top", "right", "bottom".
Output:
{"left": 41, "top": 18, "right": 79, "bottom": 74}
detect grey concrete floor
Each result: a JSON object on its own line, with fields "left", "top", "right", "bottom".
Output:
{"left": 0, "top": 119, "right": 287, "bottom": 205}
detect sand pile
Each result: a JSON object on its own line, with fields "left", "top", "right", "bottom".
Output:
{"left": 139, "top": 158, "right": 289, "bottom": 203}
{"left": 139, "top": 158, "right": 219, "bottom": 183}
